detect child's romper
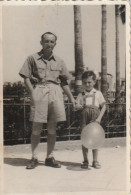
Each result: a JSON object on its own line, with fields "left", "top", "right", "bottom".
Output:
{"left": 76, "top": 88, "right": 106, "bottom": 130}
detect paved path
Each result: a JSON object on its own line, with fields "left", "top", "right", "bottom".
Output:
{"left": 2, "top": 138, "right": 130, "bottom": 195}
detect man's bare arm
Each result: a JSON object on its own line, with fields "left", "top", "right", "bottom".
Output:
{"left": 24, "top": 78, "right": 34, "bottom": 94}
{"left": 62, "top": 85, "right": 76, "bottom": 107}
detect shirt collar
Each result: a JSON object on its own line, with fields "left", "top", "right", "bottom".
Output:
{"left": 83, "top": 88, "right": 97, "bottom": 95}
{"left": 36, "top": 50, "right": 56, "bottom": 61}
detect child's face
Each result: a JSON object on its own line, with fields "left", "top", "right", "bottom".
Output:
{"left": 82, "top": 76, "right": 96, "bottom": 92}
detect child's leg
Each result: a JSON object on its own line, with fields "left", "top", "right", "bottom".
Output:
{"left": 92, "top": 149, "right": 98, "bottom": 162}
{"left": 81, "top": 145, "right": 89, "bottom": 169}
{"left": 80, "top": 110, "right": 89, "bottom": 168}
{"left": 82, "top": 145, "right": 89, "bottom": 162}
{"left": 92, "top": 149, "right": 101, "bottom": 169}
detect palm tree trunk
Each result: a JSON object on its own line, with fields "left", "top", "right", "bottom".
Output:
{"left": 115, "top": 5, "right": 121, "bottom": 104}
{"left": 101, "top": 5, "right": 107, "bottom": 98}
{"left": 74, "top": 5, "right": 84, "bottom": 94}
{"left": 119, "top": 5, "right": 125, "bottom": 24}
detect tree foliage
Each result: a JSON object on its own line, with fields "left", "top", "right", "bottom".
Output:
{"left": 3, "top": 82, "right": 126, "bottom": 145}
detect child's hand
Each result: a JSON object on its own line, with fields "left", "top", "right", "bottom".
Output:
{"left": 74, "top": 102, "right": 83, "bottom": 111}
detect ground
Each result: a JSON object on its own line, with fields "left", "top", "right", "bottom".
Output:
{"left": 2, "top": 137, "right": 130, "bottom": 195}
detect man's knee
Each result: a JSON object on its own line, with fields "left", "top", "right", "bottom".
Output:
{"left": 47, "top": 120, "right": 57, "bottom": 134}
{"left": 32, "top": 122, "right": 43, "bottom": 135}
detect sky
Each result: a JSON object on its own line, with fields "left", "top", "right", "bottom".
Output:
{"left": 3, "top": 5, "right": 125, "bottom": 83}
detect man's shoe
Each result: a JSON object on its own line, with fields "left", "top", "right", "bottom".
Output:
{"left": 45, "top": 157, "right": 61, "bottom": 168}
{"left": 92, "top": 161, "right": 101, "bottom": 169}
{"left": 81, "top": 161, "right": 89, "bottom": 169}
{"left": 26, "top": 158, "right": 38, "bottom": 169}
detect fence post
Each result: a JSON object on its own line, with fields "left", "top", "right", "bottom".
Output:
{"left": 67, "top": 100, "right": 71, "bottom": 140}
{"left": 124, "top": 103, "right": 126, "bottom": 137}
{"left": 23, "top": 90, "right": 26, "bottom": 144}
{"left": 107, "top": 104, "right": 110, "bottom": 138}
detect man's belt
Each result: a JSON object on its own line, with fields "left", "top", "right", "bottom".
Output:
{"left": 37, "top": 80, "right": 59, "bottom": 85}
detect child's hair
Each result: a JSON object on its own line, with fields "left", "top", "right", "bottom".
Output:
{"left": 82, "top": 71, "right": 96, "bottom": 81}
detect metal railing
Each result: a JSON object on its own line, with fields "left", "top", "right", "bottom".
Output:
{"left": 3, "top": 95, "right": 126, "bottom": 145}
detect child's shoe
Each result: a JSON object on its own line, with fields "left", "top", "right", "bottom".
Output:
{"left": 81, "top": 161, "right": 89, "bottom": 169}
{"left": 92, "top": 161, "right": 101, "bottom": 169}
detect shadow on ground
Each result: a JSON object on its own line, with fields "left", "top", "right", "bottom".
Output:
{"left": 4, "top": 158, "right": 44, "bottom": 167}
{"left": 59, "top": 161, "right": 91, "bottom": 171}
{"left": 4, "top": 157, "right": 90, "bottom": 171}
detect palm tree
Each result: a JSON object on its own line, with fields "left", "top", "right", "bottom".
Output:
{"left": 115, "top": 5, "right": 121, "bottom": 104}
{"left": 101, "top": 5, "right": 107, "bottom": 98}
{"left": 119, "top": 5, "right": 126, "bottom": 94}
{"left": 74, "top": 5, "right": 84, "bottom": 94}
{"left": 115, "top": 5, "right": 126, "bottom": 112}
{"left": 119, "top": 5, "right": 125, "bottom": 24}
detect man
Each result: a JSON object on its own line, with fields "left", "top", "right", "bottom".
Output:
{"left": 19, "top": 32, "right": 75, "bottom": 169}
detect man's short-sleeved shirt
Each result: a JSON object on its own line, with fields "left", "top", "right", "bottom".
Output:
{"left": 19, "top": 50, "right": 72, "bottom": 83}
{"left": 77, "top": 88, "right": 106, "bottom": 108}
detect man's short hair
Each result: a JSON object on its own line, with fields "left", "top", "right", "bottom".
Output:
{"left": 41, "top": 32, "right": 57, "bottom": 41}
{"left": 82, "top": 71, "right": 96, "bottom": 81}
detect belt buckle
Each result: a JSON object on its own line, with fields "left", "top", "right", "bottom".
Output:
{"left": 38, "top": 82, "right": 46, "bottom": 88}
{"left": 40, "top": 81, "right": 46, "bottom": 86}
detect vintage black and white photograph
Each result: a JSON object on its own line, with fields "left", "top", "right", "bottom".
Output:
{"left": 1, "top": 1, "right": 130, "bottom": 195}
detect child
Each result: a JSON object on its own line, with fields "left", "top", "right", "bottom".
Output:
{"left": 75, "top": 71, "right": 106, "bottom": 169}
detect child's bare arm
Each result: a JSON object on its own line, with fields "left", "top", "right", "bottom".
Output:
{"left": 95, "top": 104, "right": 106, "bottom": 123}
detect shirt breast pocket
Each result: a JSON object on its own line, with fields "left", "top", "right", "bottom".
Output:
{"left": 50, "top": 64, "right": 62, "bottom": 78}
{"left": 37, "top": 66, "right": 46, "bottom": 79}
{"left": 50, "top": 64, "right": 61, "bottom": 71}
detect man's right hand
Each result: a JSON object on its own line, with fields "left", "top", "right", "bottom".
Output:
{"left": 30, "top": 76, "right": 39, "bottom": 83}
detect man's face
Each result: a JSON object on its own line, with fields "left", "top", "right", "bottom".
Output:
{"left": 41, "top": 34, "right": 56, "bottom": 53}
{"left": 82, "top": 76, "right": 96, "bottom": 92}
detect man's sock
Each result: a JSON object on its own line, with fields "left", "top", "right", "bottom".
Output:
{"left": 47, "top": 134, "right": 56, "bottom": 158}
{"left": 31, "top": 134, "right": 40, "bottom": 159}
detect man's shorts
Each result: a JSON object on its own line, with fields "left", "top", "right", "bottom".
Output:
{"left": 30, "top": 83, "right": 66, "bottom": 123}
